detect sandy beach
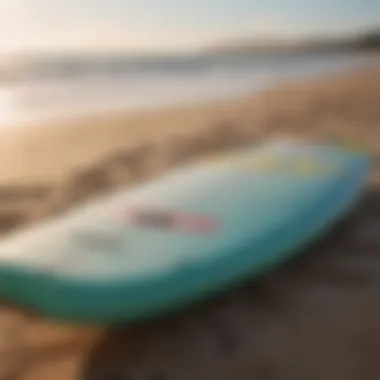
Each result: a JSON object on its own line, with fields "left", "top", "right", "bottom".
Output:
{"left": 0, "top": 64, "right": 380, "bottom": 379}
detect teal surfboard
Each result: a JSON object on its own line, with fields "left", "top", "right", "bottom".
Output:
{"left": 0, "top": 138, "right": 372, "bottom": 324}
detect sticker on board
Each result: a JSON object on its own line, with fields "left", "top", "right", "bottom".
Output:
{"left": 120, "top": 208, "right": 217, "bottom": 234}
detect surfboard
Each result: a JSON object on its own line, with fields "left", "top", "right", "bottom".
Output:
{"left": 0, "top": 137, "right": 372, "bottom": 324}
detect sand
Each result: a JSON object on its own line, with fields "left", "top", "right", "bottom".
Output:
{"left": 0, "top": 64, "right": 380, "bottom": 379}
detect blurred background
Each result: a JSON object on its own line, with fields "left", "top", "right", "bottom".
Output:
{"left": 0, "top": 2, "right": 380, "bottom": 380}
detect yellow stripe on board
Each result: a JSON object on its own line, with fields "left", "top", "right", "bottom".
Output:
{"left": 204, "top": 153, "right": 340, "bottom": 176}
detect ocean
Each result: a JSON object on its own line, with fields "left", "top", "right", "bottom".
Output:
{"left": 1, "top": 51, "right": 378, "bottom": 129}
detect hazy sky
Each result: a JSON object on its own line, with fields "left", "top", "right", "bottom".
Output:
{"left": 2, "top": 0, "right": 380, "bottom": 54}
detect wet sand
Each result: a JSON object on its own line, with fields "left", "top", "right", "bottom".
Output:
{"left": 0, "top": 65, "right": 380, "bottom": 379}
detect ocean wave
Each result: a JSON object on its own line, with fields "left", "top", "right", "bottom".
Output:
{"left": 2, "top": 52, "right": 376, "bottom": 129}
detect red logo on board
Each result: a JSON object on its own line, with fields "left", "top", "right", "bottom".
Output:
{"left": 119, "top": 208, "right": 217, "bottom": 234}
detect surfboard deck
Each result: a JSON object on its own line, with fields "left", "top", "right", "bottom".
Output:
{"left": 0, "top": 137, "right": 372, "bottom": 324}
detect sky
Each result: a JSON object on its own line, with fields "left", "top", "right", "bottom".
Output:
{"left": 2, "top": 0, "right": 380, "bottom": 55}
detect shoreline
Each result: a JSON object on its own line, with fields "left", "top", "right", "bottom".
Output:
{"left": 2, "top": 63, "right": 379, "bottom": 183}
{"left": 3, "top": 51, "right": 379, "bottom": 132}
